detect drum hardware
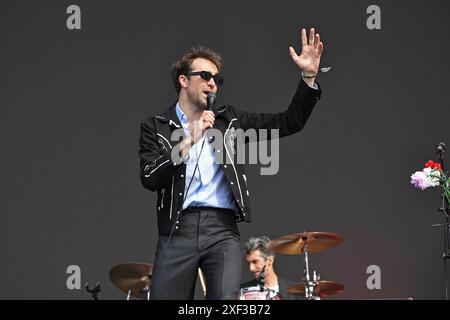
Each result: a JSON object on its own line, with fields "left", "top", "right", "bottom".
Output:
{"left": 109, "top": 264, "right": 208, "bottom": 299}
{"left": 267, "top": 231, "right": 343, "bottom": 254}
{"left": 268, "top": 231, "right": 344, "bottom": 300}
{"left": 287, "top": 280, "right": 344, "bottom": 299}
{"left": 109, "top": 262, "right": 153, "bottom": 300}
{"left": 257, "top": 265, "right": 266, "bottom": 292}
{"left": 84, "top": 281, "right": 101, "bottom": 300}
{"left": 198, "top": 268, "right": 207, "bottom": 297}
{"left": 141, "top": 286, "right": 151, "bottom": 300}
{"left": 239, "top": 286, "right": 281, "bottom": 300}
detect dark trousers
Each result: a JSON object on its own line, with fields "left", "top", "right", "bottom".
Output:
{"left": 150, "top": 207, "right": 243, "bottom": 300}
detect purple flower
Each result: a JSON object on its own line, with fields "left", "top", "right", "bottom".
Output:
{"left": 411, "top": 170, "right": 433, "bottom": 190}
{"left": 410, "top": 162, "right": 450, "bottom": 205}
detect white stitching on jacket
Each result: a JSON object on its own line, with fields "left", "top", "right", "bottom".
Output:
{"left": 157, "top": 133, "right": 173, "bottom": 149}
{"left": 169, "top": 176, "right": 174, "bottom": 219}
{"left": 146, "top": 159, "right": 170, "bottom": 177}
{"left": 224, "top": 118, "right": 244, "bottom": 208}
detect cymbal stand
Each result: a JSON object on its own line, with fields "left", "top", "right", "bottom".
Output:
{"left": 302, "top": 240, "right": 319, "bottom": 300}
{"left": 142, "top": 283, "right": 151, "bottom": 300}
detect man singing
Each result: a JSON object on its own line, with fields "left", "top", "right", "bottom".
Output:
{"left": 139, "top": 28, "right": 324, "bottom": 299}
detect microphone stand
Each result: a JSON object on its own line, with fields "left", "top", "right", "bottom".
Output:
{"left": 436, "top": 143, "right": 449, "bottom": 300}
{"left": 84, "top": 282, "right": 101, "bottom": 300}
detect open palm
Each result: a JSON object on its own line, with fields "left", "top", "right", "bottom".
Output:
{"left": 289, "top": 28, "right": 324, "bottom": 74}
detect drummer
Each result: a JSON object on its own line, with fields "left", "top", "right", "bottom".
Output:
{"left": 241, "top": 236, "right": 299, "bottom": 300}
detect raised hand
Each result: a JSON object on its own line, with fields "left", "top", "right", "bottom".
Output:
{"left": 289, "top": 28, "right": 324, "bottom": 76}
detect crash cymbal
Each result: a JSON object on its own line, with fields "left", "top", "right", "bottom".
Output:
{"left": 267, "top": 232, "right": 343, "bottom": 254}
{"left": 109, "top": 262, "right": 153, "bottom": 299}
{"left": 288, "top": 280, "right": 344, "bottom": 298}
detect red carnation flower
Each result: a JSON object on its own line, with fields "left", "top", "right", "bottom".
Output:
{"left": 424, "top": 160, "right": 443, "bottom": 171}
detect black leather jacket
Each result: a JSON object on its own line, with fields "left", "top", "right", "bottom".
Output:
{"left": 139, "top": 78, "right": 321, "bottom": 235}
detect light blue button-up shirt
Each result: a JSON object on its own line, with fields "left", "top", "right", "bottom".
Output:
{"left": 176, "top": 103, "right": 238, "bottom": 212}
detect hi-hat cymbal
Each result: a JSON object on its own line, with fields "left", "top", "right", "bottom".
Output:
{"left": 109, "top": 262, "right": 153, "bottom": 299}
{"left": 288, "top": 280, "right": 344, "bottom": 298}
{"left": 267, "top": 232, "right": 343, "bottom": 254}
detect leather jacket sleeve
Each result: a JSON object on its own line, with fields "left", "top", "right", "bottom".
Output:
{"left": 233, "top": 78, "right": 321, "bottom": 138}
{"left": 139, "top": 118, "right": 180, "bottom": 191}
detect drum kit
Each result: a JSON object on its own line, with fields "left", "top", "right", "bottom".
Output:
{"left": 268, "top": 231, "right": 345, "bottom": 300}
{"left": 108, "top": 231, "right": 344, "bottom": 300}
{"left": 239, "top": 285, "right": 282, "bottom": 300}
{"left": 109, "top": 262, "right": 152, "bottom": 300}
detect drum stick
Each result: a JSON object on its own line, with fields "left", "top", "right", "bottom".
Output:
{"left": 198, "top": 268, "right": 206, "bottom": 297}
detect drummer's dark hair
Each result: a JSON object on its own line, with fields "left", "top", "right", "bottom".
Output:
{"left": 245, "top": 236, "right": 274, "bottom": 260}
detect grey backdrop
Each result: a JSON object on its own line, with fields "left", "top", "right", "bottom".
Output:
{"left": 1, "top": 0, "right": 450, "bottom": 300}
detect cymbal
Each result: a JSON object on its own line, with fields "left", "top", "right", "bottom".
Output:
{"left": 109, "top": 262, "right": 153, "bottom": 299}
{"left": 288, "top": 280, "right": 344, "bottom": 298}
{"left": 267, "top": 232, "right": 343, "bottom": 254}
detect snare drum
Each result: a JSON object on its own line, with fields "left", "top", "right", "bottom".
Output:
{"left": 239, "top": 286, "right": 282, "bottom": 300}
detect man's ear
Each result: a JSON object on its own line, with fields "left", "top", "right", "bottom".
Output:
{"left": 179, "top": 75, "right": 189, "bottom": 89}
{"left": 267, "top": 256, "right": 274, "bottom": 266}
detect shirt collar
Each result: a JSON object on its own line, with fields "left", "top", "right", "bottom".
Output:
{"left": 175, "top": 102, "right": 188, "bottom": 126}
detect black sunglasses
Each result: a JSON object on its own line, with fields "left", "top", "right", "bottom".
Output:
{"left": 185, "top": 71, "right": 224, "bottom": 86}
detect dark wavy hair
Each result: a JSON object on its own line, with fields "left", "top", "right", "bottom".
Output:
{"left": 170, "top": 46, "right": 223, "bottom": 94}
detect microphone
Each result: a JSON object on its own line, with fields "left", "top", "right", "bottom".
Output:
{"left": 206, "top": 92, "right": 216, "bottom": 143}
{"left": 436, "top": 142, "right": 446, "bottom": 156}
{"left": 436, "top": 142, "right": 446, "bottom": 172}
{"left": 257, "top": 265, "right": 266, "bottom": 292}
{"left": 207, "top": 92, "right": 216, "bottom": 110}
